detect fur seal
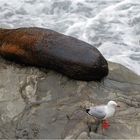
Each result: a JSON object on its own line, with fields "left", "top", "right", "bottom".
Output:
{"left": 0, "top": 27, "right": 108, "bottom": 81}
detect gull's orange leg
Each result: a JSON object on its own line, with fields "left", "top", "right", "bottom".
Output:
{"left": 101, "top": 120, "right": 110, "bottom": 135}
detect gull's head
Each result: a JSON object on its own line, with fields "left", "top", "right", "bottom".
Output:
{"left": 107, "top": 100, "right": 120, "bottom": 108}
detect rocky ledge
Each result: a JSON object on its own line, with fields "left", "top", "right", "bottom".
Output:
{"left": 0, "top": 57, "right": 140, "bottom": 139}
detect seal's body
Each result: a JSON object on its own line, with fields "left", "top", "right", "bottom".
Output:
{"left": 0, "top": 27, "right": 108, "bottom": 81}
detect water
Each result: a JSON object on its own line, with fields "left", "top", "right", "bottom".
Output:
{"left": 0, "top": 0, "right": 140, "bottom": 75}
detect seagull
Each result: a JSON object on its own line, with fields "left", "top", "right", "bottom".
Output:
{"left": 86, "top": 100, "right": 120, "bottom": 133}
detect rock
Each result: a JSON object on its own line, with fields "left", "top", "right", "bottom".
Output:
{"left": 77, "top": 132, "right": 89, "bottom": 139}
{"left": 0, "top": 58, "right": 140, "bottom": 139}
{"left": 90, "top": 132, "right": 109, "bottom": 139}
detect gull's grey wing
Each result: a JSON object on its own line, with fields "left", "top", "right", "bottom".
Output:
{"left": 88, "top": 105, "right": 106, "bottom": 119}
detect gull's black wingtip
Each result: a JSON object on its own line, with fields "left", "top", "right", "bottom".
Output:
{"left": 86, "top": 109, "right": 90, "bottom": 113}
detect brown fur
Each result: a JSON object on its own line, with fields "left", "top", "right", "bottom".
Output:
{"left": 0, "top": 27, "right": 108, "bottom": 81}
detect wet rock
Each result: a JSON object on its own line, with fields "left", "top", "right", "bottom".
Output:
{"left": 90, "top": 132, "right": 109, "bottom": 139}
{"left": 0, "top": 58, "right": 140, "bottom": 139}
{"left": 77, "top": 132, "right": 89, "bottom": 139}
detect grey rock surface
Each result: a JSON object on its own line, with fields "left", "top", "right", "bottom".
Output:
{"left": 0, "top": 58, "right": 140, "bottom": 139}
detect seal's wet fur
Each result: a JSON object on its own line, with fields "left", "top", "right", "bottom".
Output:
{"left": 0, "top": 27, "right": 108, "bottom": 81}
